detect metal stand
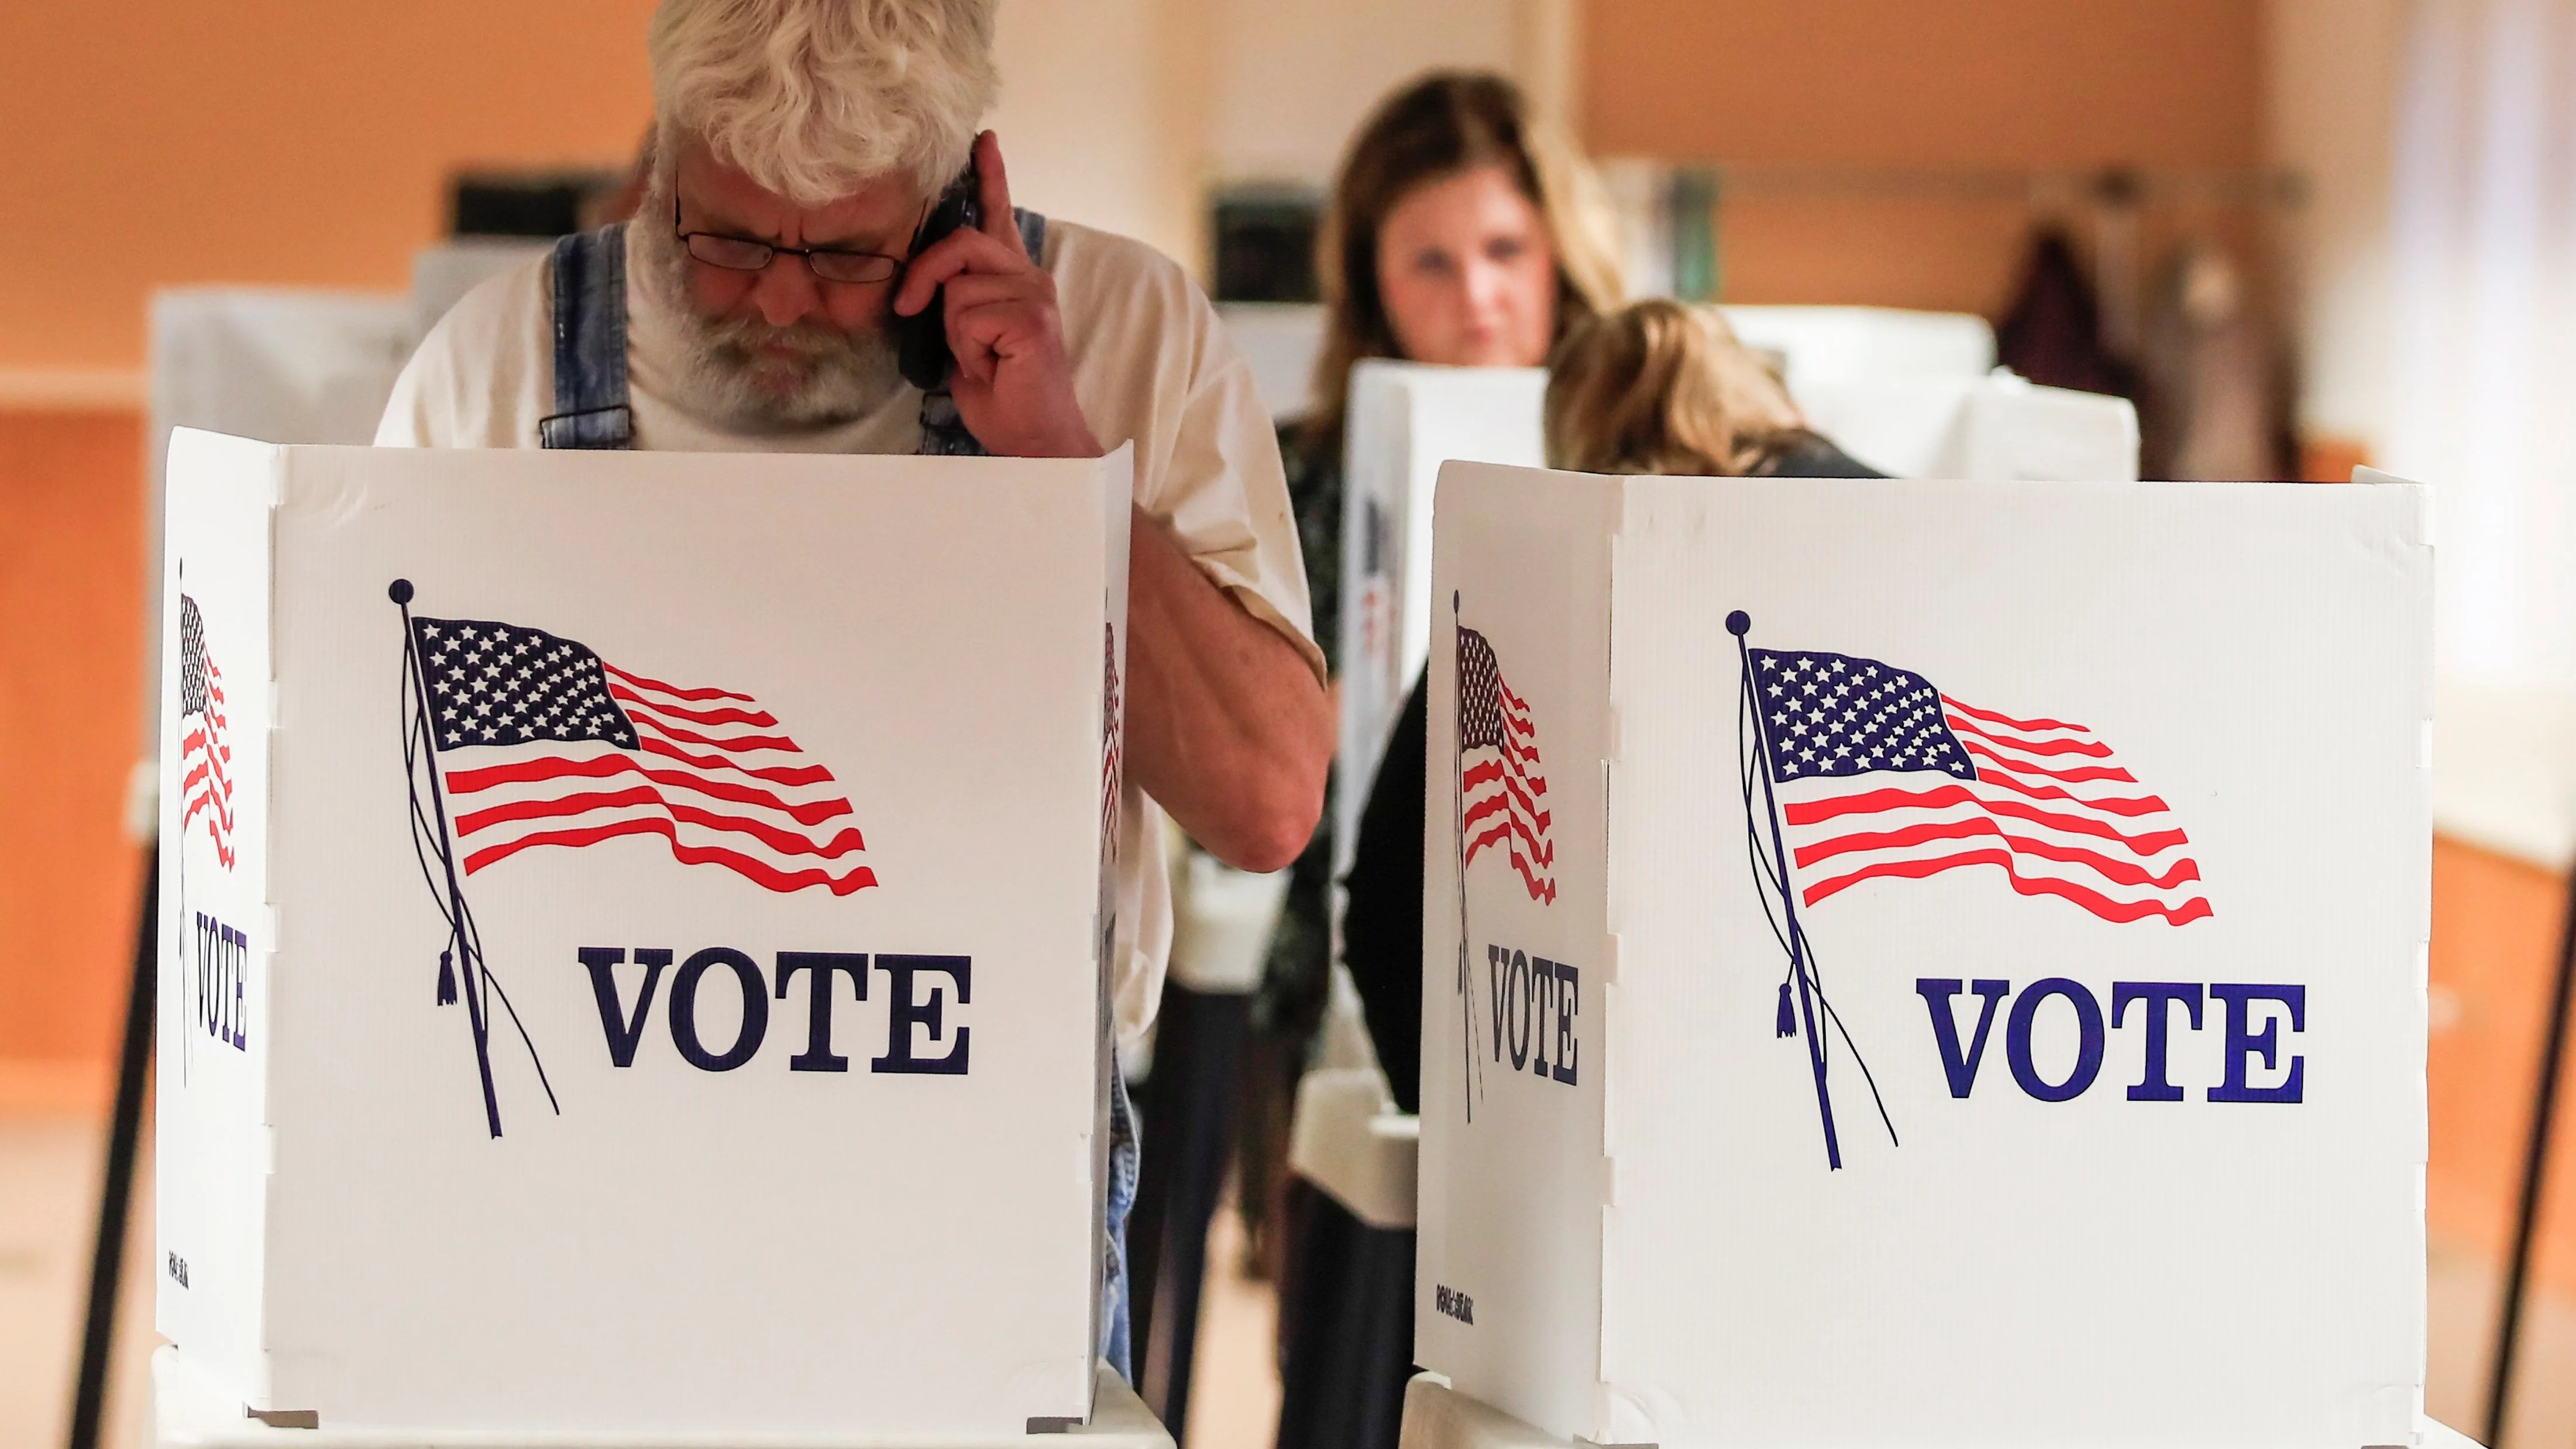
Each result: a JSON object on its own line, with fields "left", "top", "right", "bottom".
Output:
{"left": 68, "top": 843, "right": 157, "bottom": 1449}
{"left": 2484, "top": 858, "right": 2576, "bottom": 1448}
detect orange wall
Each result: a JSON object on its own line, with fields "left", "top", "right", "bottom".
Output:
{"left": 0, "top": 4, "right": 663, "bottom": 1096}
{"left": 0, "top": 1, "right": 658, "bottom": 373}
{"left": 1580, "top": 0, "right": 2268, "bottom": 315}
{"left": 0, "top": 414, "right": 146, "bottom": 1101}
{"left": 2429, "top": 838, "right": 2576, "bottom": 1299}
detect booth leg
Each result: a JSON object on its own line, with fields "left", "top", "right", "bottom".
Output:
{"left": 67, "top": 845, "right": 155, "bottom": 1449}
{"left": 2485, "top": 859, "right": 2576, "bottom": 1448}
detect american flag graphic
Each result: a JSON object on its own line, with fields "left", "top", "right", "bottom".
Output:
{"left": 176, "top": 595, "right": 235, "bottom": 869}
{"left": 410, "top": 615, "right": 876, "bottom": 895}
{"left": 1748, "top": 647, "right": 2210, "bottom": 926}
{"left": 1101, "top": 623, "right": 1122, "bottom": 859}
{"left": 1457, "top": 626, "right": 1555, "bottom": 904}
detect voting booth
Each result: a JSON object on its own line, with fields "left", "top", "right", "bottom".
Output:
{"left": 1417, "top": 463, "right": 2431, "bottom": 1448}
{"left": 155, "top": 432, "right": 1131, "bottom": 1438}
{"left": 1337, "top": 362, "right": 1548, "bottom": 863}
{"left": 1798, "top": 372, "right": 2140, "bottom": 483}
{"left": 1719, "top": 304, "right": 1997, "bottom": 384}
{"left": 1333, "top": 359, "right": 2138, "bottom": 855}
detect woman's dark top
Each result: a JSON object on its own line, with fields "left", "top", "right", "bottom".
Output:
{"left": 1340, "top": 432, "right": 1882, "bottom": 1113}
{"left": 1251, "top": 419, "right": 1344, "bottom": 1039}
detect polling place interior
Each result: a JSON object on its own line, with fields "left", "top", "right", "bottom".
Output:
{"left": 4, "top": 2, "right": 2573, "bottom": 1447}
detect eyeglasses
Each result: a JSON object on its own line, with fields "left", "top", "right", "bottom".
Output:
{"left": 672, "top": 196, "right": 907, "bottom": 284}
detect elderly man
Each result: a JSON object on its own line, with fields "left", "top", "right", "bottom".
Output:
{"left": 377, "top": 0, "right": 1331, "bottom": 1378}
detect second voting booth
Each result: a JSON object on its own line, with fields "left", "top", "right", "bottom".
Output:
{"left": 1332, "top": 359, "right": 2140, "bottom": 876}
{"left": 1416, "top": 464, "right": 2431, "bottom": 1448}
{"left": 155, "top": 432, "right": 1133, "bottom": 1438}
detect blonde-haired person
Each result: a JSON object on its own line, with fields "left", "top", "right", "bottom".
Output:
{"left": 1325, "top": 306, "right": 1880, "bottom": 1423}
{"left": 1543, "top": 297, "right": 1880, "bottom": 479}
{"left": 378, "top": 0, "right": 1334, "bottom": 1382}
{"left": 1343, "top": 298, "right": 1876, "bottom": 1079}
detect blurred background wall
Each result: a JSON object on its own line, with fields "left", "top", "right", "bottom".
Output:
{"left": 0, "top": 0, "right": 662, "bottom": 1107}
{"left": 1586, "top": 0, "right": 2267, "bottom": 313}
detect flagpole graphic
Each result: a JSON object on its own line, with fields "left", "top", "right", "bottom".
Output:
{"left": 1731, "top": 610, "right": 1864, "bottom": 1169}
{"left": 393, "top": 579, "right": 556, "bottom": 1140}
{"left": 175, "top": 572, "right": 238, "bottom": 1086}
{"left": 1453, "top": 593, "right": 1557, "bottom": 1124}
{"left": 1453, "top": 593, "right": 1481, "bottom": 1122}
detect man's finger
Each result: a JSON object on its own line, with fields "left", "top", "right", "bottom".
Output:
{"left": 974, "top": 131, "right": 1022, "bottom": 256}
{"left": 934, "top": 270, "right": 1044, "bottom": 316}
{"left": 889, "top": 225, "right": 1024, "bottom": 316}
{"left": 945, "top": 302, "right": 1012, "bottom": 386}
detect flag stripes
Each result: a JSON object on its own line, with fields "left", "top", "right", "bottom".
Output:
{"left": 1101, "top": 624, "right": 1123, "bottom": 859}
{"left": 411, "top": 615, "right": 876, "bottom": 895}
{"left": 1749, "top": 646, "right": 2209, "bottom": 926}
{"left": 1457, "top": 625, "right": 1556, "bottom": 904}
{"left": 177, "top": 594, "right": 235, "bottom": 869}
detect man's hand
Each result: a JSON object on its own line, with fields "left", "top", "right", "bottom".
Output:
{"left": 1124, "top": 507, "right": 1332, "bottom": 874}
{"left": 890, "top": 131, "right": 1101, "bottom": 459}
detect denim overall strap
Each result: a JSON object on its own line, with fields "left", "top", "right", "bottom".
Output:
{"left": 915, "top": 208, "right": 1051, "bottom": 457}
{"left": 538, "top": 223, "right": 635, "bottom": 450}
{"left": 1101, "top": 1061, "right": 1140, "bottom": 1382}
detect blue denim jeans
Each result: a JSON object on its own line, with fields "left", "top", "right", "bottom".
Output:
{"left": 1101, "top": 1066, "right": 1139, "bottom": 1382}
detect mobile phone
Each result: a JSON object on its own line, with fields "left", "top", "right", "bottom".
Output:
{"left": 896, "top": 161, "right": 982, "bottom": 392}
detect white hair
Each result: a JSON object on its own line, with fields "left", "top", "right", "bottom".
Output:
{"left": 649, "top": 0, "right": 998, "bottom": 204}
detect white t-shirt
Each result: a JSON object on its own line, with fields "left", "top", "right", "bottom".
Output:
{"left": 376, "top": 219, "right": 1323, "bottom": 1045}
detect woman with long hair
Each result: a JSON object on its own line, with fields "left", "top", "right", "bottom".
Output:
{"left": 1271, "top": 69, "right": 1625, "bottom": 1116}
{"left": 1264, "top": 70, "right": 1626, "bottom": 1449}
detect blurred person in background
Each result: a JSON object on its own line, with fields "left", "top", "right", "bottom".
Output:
{"left": 1267, "top": 70, "right": 1622, "bottom": 1449}
{"left": 374, "top": 0, "right": 1332, "bottom": 1383}
{"left": 1539, "top": 300, "right": 1882, "bottom": 479}
{"left": 1339, "top": 294, "right": 1879, "bottom": 1159}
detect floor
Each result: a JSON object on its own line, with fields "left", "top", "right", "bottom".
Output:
{"left": 3, "top": 1114, "right": 154, "bottom": 1449}
{"left": 4, "top": 1109, "right": 2571, "bottom": 1449}
{"left": 1179, "top": 1198, "right": 1283, "bottom": 1449}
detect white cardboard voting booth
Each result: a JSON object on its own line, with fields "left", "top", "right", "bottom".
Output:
{"left": 1333, "top": 360, "right": 2138, "bottom": 850}
{"left": 1417, "top": 463, "right": 2431, "bottom": 1448}
{"left": 143, "top": 291, "right": 415, "bottom": 762}
{"left": 1392, "top": 1376, "right": 2489, "bottom": 1449}
{"left": 1797, "top": 373, "right": 2140, "bottom": 483}
{"left": 1718, "top": 305, "right": 1997, "bottom": 385}
{"left": 156, "top": 431, "right": 1131, "bottom": 1438}
{"left": 1337, "top": 362, "right": 1547, "bottom": 864}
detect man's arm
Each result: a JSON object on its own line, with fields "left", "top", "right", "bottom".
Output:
{"left": 897, "top": 132, "right": 1330, "bottom": 871}
{"left": 1123, "top": 505, "right": 1331, "bottom": 873}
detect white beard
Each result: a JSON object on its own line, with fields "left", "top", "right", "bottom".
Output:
{"left": 631, "top": 187, "right": 907, "bottom": 433}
